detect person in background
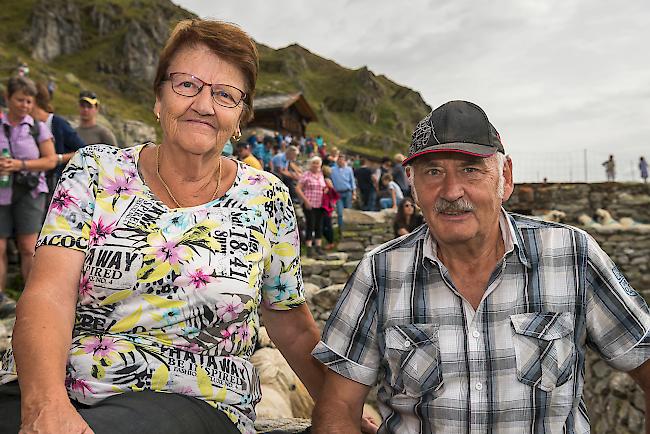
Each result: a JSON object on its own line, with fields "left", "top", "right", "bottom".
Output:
{"left": 296, "top": 156, "right": 327, "bottom": 258}
{"left": 330, "top": 153, "right": 356, "bottom": 233}
{"left": 602, "top": 154, "right": 615, "bottom": 182}
{"left": 354, "top": 158, "right": 378, "bottom": 211}
{"left": 221, "top": 138, "right": 234, "bottom": 157}
{"left": 312, "top": 100, "right": 650, "bottom": 434}
{"left": 0, "top": 76, "right": 57, "bottom": 318}
{"left": 378, "top": 173, "right": 404, "bottom": 210}
{"left": 321, "top": 165, "right": 339, "bottom": 250}
{"left": 640, "top": 156, "right": 648, "bottom": 183}
{"left": 278, "top": 145, "right": 302, "bottom": 201}
{"left": 269, "top": 143, "right": 283, "bottom": 174}
{"left": 0, "top": 18, "right": 339, "bottom": 434}
{"left": 31, "top": 82, "right": 87, "bottom": 198}
{"left": 75, "top": 90, "right": 118, "bottom": 147}
{"left": 392, "top": 153, "right": 409, "bottom": 197}
{"left": 325, "top": 146, "right": 338, "bottom": 167}
{"left": 392, "top": 197, "right": 423, "bottom": 237}
{"left": 236, "top": 141, "right": 263, "bottom": 170}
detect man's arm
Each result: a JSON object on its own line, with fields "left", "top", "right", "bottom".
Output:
{"left": 103, "top": 127, "right": 119, "bottom": 148}
{"left": 628, "top": 359, "right": 650, "bottom": 434}
{"left": 312, "top": 369, "right": 371, "bottom": 434}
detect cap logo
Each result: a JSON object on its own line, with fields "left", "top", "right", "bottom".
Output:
{"left": 411, "top": 114, "right": 434, "bottom": 153}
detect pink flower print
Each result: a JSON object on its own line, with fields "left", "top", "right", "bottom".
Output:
{"left": 78, "top": 275, "right": 93, "bottom": 299}
{"left": 173, "top": 267, "right": 214, "bottom": 290}
{"left": 123, "top": 167, "right": 138, "bottom": 180}
{"left": 65, "top": 374, "right": 93, "bottom": 397}
{"left": 89, "top": 217, "right": 116, "bottom": 247}
{"left": 216, "top": 295, "right": 244, "bottom": 323}
{"left": 147, "top": 232, "right": 192, "bottom": 265}
{"left": 104, "top": 175, "right": 137, "bottom": 196}
{"left": 217, "top": 323, "right": 239, "bottom": 353}
{"left": 82, "top": 336, "right": 117, "bottom": 358}
{"left": 175, "top": 341, "right": 201, "bottom": 353}
{"left": 247, "top": 174, "right": 265, "bottom": 185}
{"left": 50, "top": 188, "right": 78, "bottom": 212}
{"left": 236, "top": 322, "right": 252, "bottom": 346}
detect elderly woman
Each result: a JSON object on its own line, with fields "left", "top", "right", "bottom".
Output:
{"left": 295, "top": 156, "right": 327, "bottom": 258}
{"left": 0, "top": 20, "right": 329, "bottom": 434}
{"left": 0, "top": 76, "right": 56, "bottom": 317}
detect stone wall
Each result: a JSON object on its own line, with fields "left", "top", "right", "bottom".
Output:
{"left": 507, "top": 182, "right": 650, "bottom": 223}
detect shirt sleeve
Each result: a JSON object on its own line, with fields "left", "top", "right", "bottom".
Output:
{"left": 312, "top": 255, "right": 380, "bottom": 386}
{"left": 261, "top": 178, "right": 305, "bottom": 310}
{"left": 585, "top": 233, "right": 650, "bottom": 371}
{"left": 59, "top": 117, "right": 87, "bottom": 152}
{"left": 36, "top": 148, "right": 97, "bottom": 253}
{"left": 37, "top": 121, "right": 53, "bottom": 143}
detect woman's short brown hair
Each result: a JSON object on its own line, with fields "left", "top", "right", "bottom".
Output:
{"left": 153, "top": 19, "right": 258, "bottom": 123}
{"left": 7, "top": 76, "right": 37, "bottom": 98}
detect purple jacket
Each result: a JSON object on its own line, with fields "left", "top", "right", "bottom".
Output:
{"left": 0, "top": 115, "right": 53, "bottom": 205}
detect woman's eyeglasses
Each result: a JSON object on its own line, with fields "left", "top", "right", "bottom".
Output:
{"left": 166, "top": 72, "right": 246, "bottom": 108}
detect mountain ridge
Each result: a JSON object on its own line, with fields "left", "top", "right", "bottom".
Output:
{"left": 0, "top": 0, "right": 430, "bottom": 155}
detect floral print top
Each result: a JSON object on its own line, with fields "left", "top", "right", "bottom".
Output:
{"left": 0, "top": 144, "right": 305, "bottom": 434}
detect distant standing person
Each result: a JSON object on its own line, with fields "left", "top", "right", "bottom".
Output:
{"left": 330, "top": 153, "right": 356, "bottom": 233}
{"left": 602, "top": 154, "right": 615, "bottom": 181}
{"left": 354, "top": 158, "right": 377, "bottom": 211}
{"left": 640, "top": 156, "right": 648, "bottom": 183}
{"left": 75, "top": 90, "right": 118, "bottom": 147}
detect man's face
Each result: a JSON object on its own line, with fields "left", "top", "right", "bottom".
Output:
{"left": 408, "top": 152, "right": 513, "bottom": 248}
{"left": 337, "top": 155, "right": 347, "bottom": 167}
{"left": 79, "top": 101, "right": 98, "bottom": 123}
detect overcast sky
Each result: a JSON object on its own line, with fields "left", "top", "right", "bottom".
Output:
{"left": 175, "top": 0, "right": 650, "bottom": 182}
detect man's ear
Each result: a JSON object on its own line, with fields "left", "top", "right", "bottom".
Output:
{"left": 502, "top": 155, "right": 514, "bottom": 202}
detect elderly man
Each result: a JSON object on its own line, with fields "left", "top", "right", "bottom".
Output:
{"left": 330, "top": 154, "right": 356, "bottom": 233}
{"left": 312, "top": 100, "right": 650, "bottom": 433}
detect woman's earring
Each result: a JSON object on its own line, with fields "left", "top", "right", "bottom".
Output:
{"left": 232, "top": 129, "right": 241, "bottom": 141}
{"left": 155, "top": 112, "right": 160, "bottom": 123}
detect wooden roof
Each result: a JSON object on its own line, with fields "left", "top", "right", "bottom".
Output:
{"left": 253, "top": 93, "right": 318, "bottom": 122}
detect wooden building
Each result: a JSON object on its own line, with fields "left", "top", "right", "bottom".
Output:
{"left": 249, "top": 93, "right": 317, "bottom": 138}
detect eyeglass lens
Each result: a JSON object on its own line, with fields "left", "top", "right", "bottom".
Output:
{"left": 169, "top": 73, "right": 245, "bottom": 108}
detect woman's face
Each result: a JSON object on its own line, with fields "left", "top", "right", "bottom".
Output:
{"left": 310, "top": 160, "right": 322, "bottom": 173}
{"left": 8, "top": 90, "right": 34, "bottom": 120}
{"left": 154, "top": 43, "right": 246, "bottom": 155}
{"left": 403, "top": 201, "right": 415, "bottom": 216}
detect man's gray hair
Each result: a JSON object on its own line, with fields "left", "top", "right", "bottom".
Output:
{"left": 406, "top": 153, "right": 509, "bottom": 200}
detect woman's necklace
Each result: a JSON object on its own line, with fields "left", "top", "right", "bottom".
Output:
{"left": 155, "top": 144, "right": 222, "bottom": 208}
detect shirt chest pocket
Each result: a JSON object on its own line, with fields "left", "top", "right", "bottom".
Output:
{"left": 510, "top": 311, "right": 576, "bottom": 392}
{"left": 384, "top": 323, "right": 443, "bottom": 398}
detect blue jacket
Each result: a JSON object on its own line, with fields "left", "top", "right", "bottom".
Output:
{"left": 51, "top": 115, "right": 86, "bottom": 176}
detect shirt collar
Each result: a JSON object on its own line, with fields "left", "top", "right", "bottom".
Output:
{"left": 1, "top": 114, "right": 34, "bottom": 127}
{"left": 422, "top": 208, "right": 531, "bottom": 268}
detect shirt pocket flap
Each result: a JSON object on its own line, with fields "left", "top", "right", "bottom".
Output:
{"left": 510, "top": 311, "right": 574, "bottom": 341}
{"left": 385, "top": 323, "right": 439, "bottom": 351}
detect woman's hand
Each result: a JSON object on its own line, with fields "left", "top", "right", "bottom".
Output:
{"left": 20, "top": 399, "right": 94, "bottom": 434}
{"left": 0, "top": 158, "right": 21, "bottom": 172}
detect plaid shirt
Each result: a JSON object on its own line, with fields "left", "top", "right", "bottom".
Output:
{"left": 299, "top": 170, "right": 326, "bottom": 208}
{"left": 313, "top": 211, "right": 650, "bottom": 433}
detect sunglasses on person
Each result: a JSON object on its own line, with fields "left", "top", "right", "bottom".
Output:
{"left": 166, "top": 72, "right": 246, "bottom": 108}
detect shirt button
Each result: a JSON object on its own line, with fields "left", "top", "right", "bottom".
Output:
{"left": 472, "top": 330, "right": 480, "bottom": 338}
{"left": 475, "top": 382, "right": 483, "bottom": 391}
{"left": 404, "top": 340, "right": 411, "bottom": 348}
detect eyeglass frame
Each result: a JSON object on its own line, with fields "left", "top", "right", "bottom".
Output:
{"left": 164, "top": 72, "right": 247, "bottom": 108}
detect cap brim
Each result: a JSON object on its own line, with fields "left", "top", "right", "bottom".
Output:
{"left": 80, "top": 97, "right": 98, "bottom": 105}
{"left": 402, "top": 142, "right": 498, "bottom": 166}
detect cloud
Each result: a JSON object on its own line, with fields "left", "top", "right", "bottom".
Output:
{"left": 175, "top": 0, "right": 650, "bottom": 181}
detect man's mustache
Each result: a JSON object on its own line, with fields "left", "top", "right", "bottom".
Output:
{"left": 434, "top": 198, "right": 474, "bottom": 213}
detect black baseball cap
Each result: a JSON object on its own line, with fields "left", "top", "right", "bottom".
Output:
{"left": 402, "top": 100, "right": 504, "bottom": 166}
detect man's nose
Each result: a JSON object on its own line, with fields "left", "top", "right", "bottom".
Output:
{"left": 439, "top": 172, "right": 464, "bottom": 202}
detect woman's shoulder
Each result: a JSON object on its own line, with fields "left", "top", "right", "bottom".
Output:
{"left": 76, "top": 144, "right": 141, "bottom": 169}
